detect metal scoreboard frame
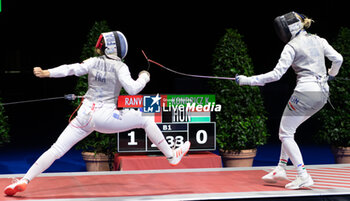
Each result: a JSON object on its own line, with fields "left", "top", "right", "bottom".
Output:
{"left": 115, "top": 94, "right": 218, "bottom": 153}
{"left": 117, "top": 122, "right": 216, "bottom": 152}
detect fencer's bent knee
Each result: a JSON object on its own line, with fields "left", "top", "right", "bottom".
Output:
{"left": 142, "top": 116, "right": 154, "bottom": 129}
{"left": 279, "top": 135, "right": 294, "bottom": 142}
{"left": 279, "top": 120, "right": 297, "bottom": 141}
{"left": 279, "top": 128, "right": 295, "bottom": 141}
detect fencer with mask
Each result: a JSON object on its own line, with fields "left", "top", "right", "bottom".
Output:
{"left": 236, "top": 12, "right": 343, "bottom": 189}
{"left": 4, "top": 31, "right": 191, "bottom": 196}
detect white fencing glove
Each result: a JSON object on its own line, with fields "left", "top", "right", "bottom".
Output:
{"left": 138, "top": 70, "right": 150, "bottom": 83}
{"left": 235, "top": 75, "right": 253, "bottom": 86}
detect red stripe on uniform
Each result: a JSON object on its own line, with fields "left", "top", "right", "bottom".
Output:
{"left": 288, "top": 101, "right": 296, "bottom": 111}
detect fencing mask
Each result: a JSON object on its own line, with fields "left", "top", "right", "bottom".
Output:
{"left": 95, "top": 31, "right": 128, "bottom": 60}
{"left": 274, "top": 12, "right": 304, "bottom": 43}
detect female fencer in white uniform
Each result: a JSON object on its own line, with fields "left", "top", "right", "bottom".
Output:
{"left": 236, "top": 12, "right": 342, "bottom": 189}
{"left": 4, "top": 30, "right": 190, "bottom": 196}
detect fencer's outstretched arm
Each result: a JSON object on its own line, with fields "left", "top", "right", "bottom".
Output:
{"left": 33, "top": 59, "right": 91, "bottom": 78}
{"left": 236, "top": 45, "right": 294, "bottom": 86}
{"left": 33, "top": 63, "right": 89, "bottom": 78}
{"left": 47, "top": 63, "right": 89, "bottom": 78}
{"left": 118, "top": 65, "right": 150, "bottom": 95}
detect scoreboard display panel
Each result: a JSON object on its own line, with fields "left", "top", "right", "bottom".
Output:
{"left": 116, "top": 94, "right": 218, "bottom": 152}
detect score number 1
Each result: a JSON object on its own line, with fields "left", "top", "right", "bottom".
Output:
{"left": 127, "top": 131, "right": 138, "bottom": 146}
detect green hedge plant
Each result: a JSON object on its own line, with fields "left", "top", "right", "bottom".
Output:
{"left": 317, "top": 27, "right": 350, "bottom": 147}
{"left": 0, "top": 98, "right": 10, "bottom": 146}
{"left": 210, "top": 28, "right": 268, "bottom": 152}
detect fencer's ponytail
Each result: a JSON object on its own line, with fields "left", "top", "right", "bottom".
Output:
{"left": 303, "top": 17, "right": 314, "bottom": 29}
{"left": 96, "top": 48, "right": 104, "bottom": 56}
{"left": 296, "top": 13, "right": 314, "bottom": 29}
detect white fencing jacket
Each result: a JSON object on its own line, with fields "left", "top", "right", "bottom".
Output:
{"left": 48, "top": 56, "right": 150, "bottom": 105}
{"left": 249, "top": 31, "right": 343, "bottom": 92}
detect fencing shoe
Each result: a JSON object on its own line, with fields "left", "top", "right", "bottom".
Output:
{"left": 262, "top": 166, "right": 288, "bottom": 183}
{"left": 285, "top": 174, "right": 314, "bottom": 189}
{"left": 4, "top": 179, "right": 28, "bottom": 196}
{"left": 167, "top": 141, "right": 191, "bottom": 166}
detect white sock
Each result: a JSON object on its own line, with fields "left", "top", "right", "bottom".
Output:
{"left": 144, "top": 121, "right": 173, "bottom": 158}
{"left": 278, "top": 144, "right": 289, "bottom": 169}
{"left": 296, "top": 163, "right": 308, "bottom": 178}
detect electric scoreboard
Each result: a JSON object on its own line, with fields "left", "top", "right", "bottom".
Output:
{"left": 116, "top": 94, "right": 219, "bottom": 152}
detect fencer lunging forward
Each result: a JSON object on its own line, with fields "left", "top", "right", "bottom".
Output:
{"left": 236, "top": 12, "right": 342, "bottom": 189}
{"left": 4, "top": 30, "right": 190, "bottom": 196}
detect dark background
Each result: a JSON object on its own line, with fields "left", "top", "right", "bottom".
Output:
{"left": 0, "top": 1, "right": 348, "bottom": 147}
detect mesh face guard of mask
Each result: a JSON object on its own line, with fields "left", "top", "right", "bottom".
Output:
{"left": 273, "top": 11, "right": 304, "bottom": 43}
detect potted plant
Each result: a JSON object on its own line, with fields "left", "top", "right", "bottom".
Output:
{"left": 210, "top": 28, "right": 268, "bottom": 167}
{"left": 0, "top": 98, "right": 10, "bottom": 147}
{"left": 316, "top": 27, "right": 350, "bottom": 163}
{"left": 72, "top": 21, "right": 116, "bottom": 171}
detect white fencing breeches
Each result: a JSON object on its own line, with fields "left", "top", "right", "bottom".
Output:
{"left": 278, "top": 90, "right": 327, "bottom": 172}
{"left": 24, "top": 100, "right": 172, "bottom": 181}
